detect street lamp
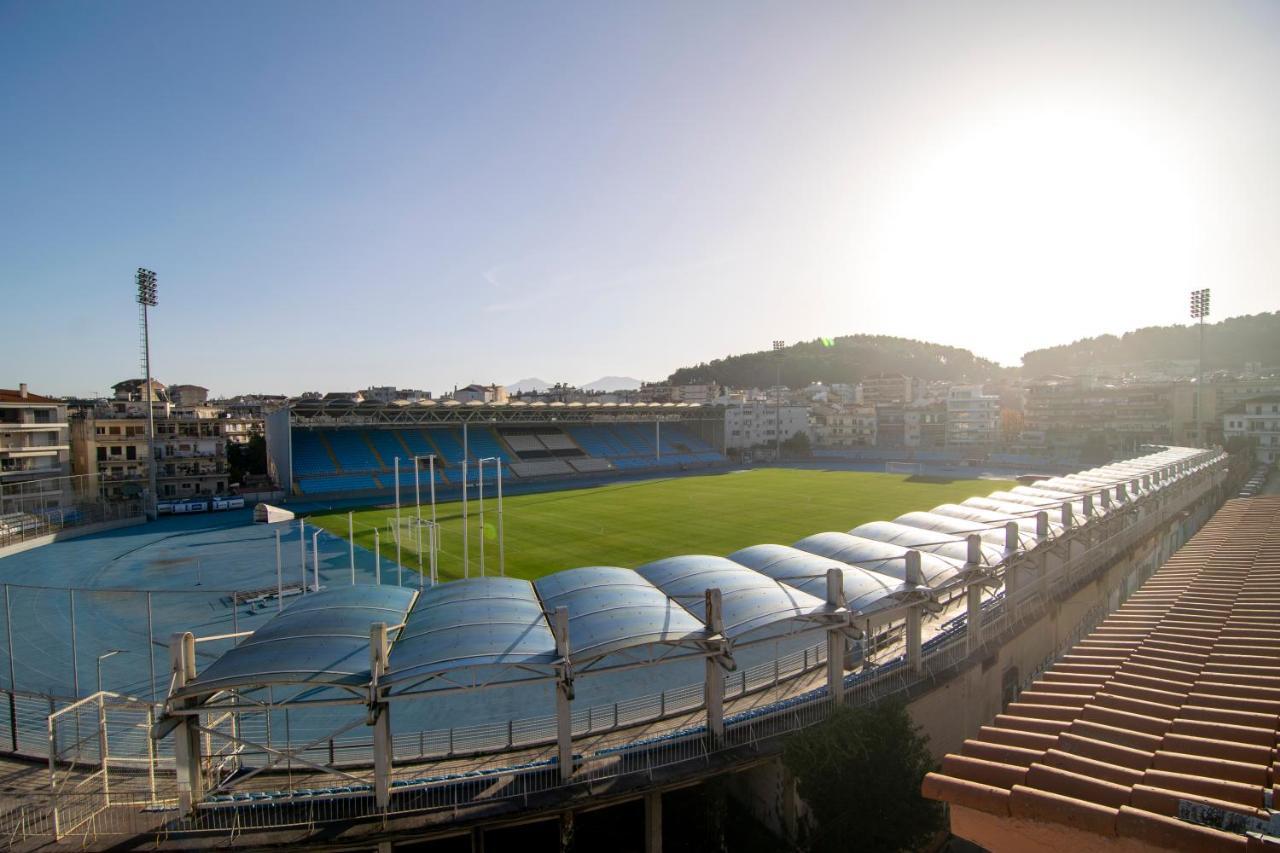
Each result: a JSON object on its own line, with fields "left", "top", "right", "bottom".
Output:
{"left": 96, "top": 649, "right": 126, "bottom": 696}
{"left": 772, "top": 340, "right": 786, "bottom": 460}
{"left": 1190, "top": 288, "right": 1211, "bottom": 446}
{"left": 135, "top": 268, "right": 158, "bottom": 519}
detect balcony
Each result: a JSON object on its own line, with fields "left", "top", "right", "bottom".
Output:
{"left": 0, "top": 444, "right": 69, "bottom": 457}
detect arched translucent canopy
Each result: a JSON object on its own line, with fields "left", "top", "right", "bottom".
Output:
{"left": 792, "top": 532, "right": 960, "bottom": 589}
{"left": 727, "top": 544, "right": 929, "bottom": 615}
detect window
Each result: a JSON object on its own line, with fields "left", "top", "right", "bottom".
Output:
{"left": 96, "top": 447, "right": 106, "bottom": 461}
{"left": 110, "top": 446, "right": 122, "bottom": 456}
{"left": 126, "top": 446, "right": 137, "bottom": 460}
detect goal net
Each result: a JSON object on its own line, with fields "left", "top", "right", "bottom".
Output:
{"left": 885, "top": 461, "right": 923, "bottom": 475}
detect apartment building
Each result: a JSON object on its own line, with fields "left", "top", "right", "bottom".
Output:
{"left": 724, "top": 400, "right": 810, "bottom": 450}
{"left": 0, "top": 384, "right": 71, "bottom": 513}
{"left": 946, "top": 384, "right": 1000, "bottom": 447}
{"left": 812, "top": 404, "right": 877, "bottom": 447}
{"left": 71, "top": 380, "right": 230, "bottom": 500}
{"left": 859, "top": 374, "right": 920, "bottom": 406}
{"left": 1222, "top": 395, "right": 1280, "bottom": 464}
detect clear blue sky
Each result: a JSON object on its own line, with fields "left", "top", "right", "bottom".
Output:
{"left": 3, "top": 1, "right": 1279, "bottom": 397}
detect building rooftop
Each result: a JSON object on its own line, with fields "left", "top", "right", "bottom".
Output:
{"left": 0, "top": 387, "right": 60, "bottom": 405}
{"left": 922, "top": 496, "right": 1280, "bottom": 851}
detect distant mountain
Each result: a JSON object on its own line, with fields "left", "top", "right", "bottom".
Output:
{"left": 667, "top": 335, "right": 1004, "bottom": 388}
{"left": 507, "top": 377, "right": 551, "bottom": 393}
{"left": 583, "top": 376, "right": 642, "bottom": 392}
{"left": 1021, "top": 312, "right": 1280, "bottom": 376}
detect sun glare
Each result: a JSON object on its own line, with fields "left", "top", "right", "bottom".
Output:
{"left": 871, "top": 108, "right": 1201, "bottom": 309}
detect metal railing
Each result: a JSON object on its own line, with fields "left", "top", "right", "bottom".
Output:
{"left": 0, "top": 455, "right": 1228, "bottom": 843}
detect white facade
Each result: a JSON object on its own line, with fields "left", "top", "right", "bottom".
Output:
{"left": 946, "top": 384, "right": 1000, "bottom": 447}
{"left": 813, "top": 405, "right": 877, "bottom": 447}
{"left": 0, "top": 385, "right": 71, "bottom": 512}
{"left": 724, "top": 401, "right": 810, "bottom": 450}
{"left": 1223, "top": 396, "right": 1280, "bottom": 465}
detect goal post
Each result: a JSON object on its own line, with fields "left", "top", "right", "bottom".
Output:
{"left": 885, "top": 461, "right": 923, "bottom": 476}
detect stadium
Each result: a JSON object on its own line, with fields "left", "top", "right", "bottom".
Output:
{"left": 0, "top": 401, "right": 1232, "bottom": 849}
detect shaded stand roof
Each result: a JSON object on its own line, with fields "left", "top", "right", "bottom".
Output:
{"left": 171, "top": 446, "right": 1220, "bottom": 709}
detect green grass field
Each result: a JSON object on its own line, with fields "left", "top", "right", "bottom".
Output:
{"left": 308, "top": 469, "right": 1014, "bottom": 582}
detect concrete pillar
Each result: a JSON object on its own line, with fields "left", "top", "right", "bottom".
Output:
{"left": 906, "top": 605, "right": 923, "bottom": 673}
{"left": 905, "top": 549, "right": 923, "bottom": 672}
{"left": 1060, "top": 502, "right": 1072, "bottom": 530}
{"left": 168, "top": 632, "right": 203, "bottom": 813}
{"left": 552, "top": 606, "right": 574, "bottom": 781}
{"left": 704, "top": 588, "right": 725, "bottom": 742}
{"left": 966, "top": 533, "right": 982, "bottom": 566}
{"left": 645, "top": 790, "right": 663, "bottom": 853}
{"left": 370, "top": 622, "right": 392, "bottom": 809}
{"left": 1035, "top": 511, "right": 1049, "bottom": 540}
{"left": 966, "top": 583, "right": 983, "bottom": 652}
{"left": 904, "top": 548, "right": 924, "bottom": 586}
{"left": 559, "top": 810, "right": 575, "bottom": 853}
{"left": 825, "top": 568, "right": 845, "bottom": 706}
{"left": 1082, "top": 493, "right": 1094, "bottom": 518}
{"left": 1003, "top": 522, "right": 1021, "bottom": 596}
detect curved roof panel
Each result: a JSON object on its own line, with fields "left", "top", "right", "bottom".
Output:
{"left": 726, "top": 544, "right": 926, "bottom": 615}
{"left": 176, "top": 585, "right": 417, "bottom": 699}
{"left": 892, "top": 511, "right": 1031, "bottom": 551}
{"left": 928, "top": 503, "right": 1063, "bottom": 540}
{"left": 383, "top": 577, "right": 557, "bottom": 694}
{"left": 792, "top": 532, "right": 960, "bottom": 589}
{"left": 847, "top": 521, "right": 1004, "bottom": 566}
{"left": 534, "top": 566, "right": 708, "bottom": 662}
{"left": 635, "top": 555, "right": 832, "bottom": 641}
{"left": 975, "top": 493, "right": 1088, "bottom": 526}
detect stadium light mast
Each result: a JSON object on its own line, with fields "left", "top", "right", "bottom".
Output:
{"left": 772, "top": 340, "right": 785, "bottom": 460}
{"left": 1190, "top": 288, "right": 1211, "bottom": 446}
{"left": 136, "top": 268, "right": 158, "bottom": 519}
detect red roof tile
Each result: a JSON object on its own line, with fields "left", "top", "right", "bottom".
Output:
{"left": 924, "top": 497, "right": 1280, "bottom": 850}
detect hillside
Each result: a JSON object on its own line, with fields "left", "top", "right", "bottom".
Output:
{"left": 667, "top": 335, "right": 1004, "bottom": 388}
{"left": 1021, "top": 312, "right": 1280, "bottom": 376}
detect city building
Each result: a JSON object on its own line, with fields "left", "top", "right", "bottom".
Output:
{"left": 723, "top": 400, "right": 810, "bottom": 451}
{"left": 452, "top": 384, "right": 508, "bottom": 404}
{"left": 858, "top": 373, "right": 919, "bottom": 406}
{"left": 811, "top": 404, "right": 876, "bottom": 447}
{"left": 1222, "top": 395, "right": 1280, "bottom": 464}
{"left": 946, "top": 384, "right": 1000, "bottom": 447}
{"left": 70, "top": 380, "right": 230, "bottom": 501}
{"left": 674, "top": 384, "right": 719, "bottom": 404}
{"left": 167, "top": 384, "right": 209, "bottom": 407}
{"left": 0, "top": 384, "right": 71, "bottom": 513}
{"left": 905, "top": 400, "right": 947, "bottom": 448}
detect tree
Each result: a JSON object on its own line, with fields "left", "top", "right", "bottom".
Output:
{"left": 781, "top": 430, "right": 812, "bottom": 457}
{"left": 782, "top": 702, "right": 942, "bottom": 853}
{"left": 228, "top": 434, "right": 267, "bottom": 484}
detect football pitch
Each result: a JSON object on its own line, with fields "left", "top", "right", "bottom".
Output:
{"left": 308, "top": 468, "right": 1014, "bottom": 582}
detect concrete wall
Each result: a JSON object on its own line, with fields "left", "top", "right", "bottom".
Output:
{"left": 908, "top": 482, "right": 1221, "bottom": 761}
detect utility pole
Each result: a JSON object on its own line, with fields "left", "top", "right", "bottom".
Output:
{"left": 136, "top": 269, "right": 158, "bottom": 519}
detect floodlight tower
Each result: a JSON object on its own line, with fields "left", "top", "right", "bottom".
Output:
{"left": 1190, "top": 288, "right": 1211, "bottom": 446}
{"left": 136, "top": 268, "right": 158, "bottom": 519}
{"left": 772, "top": 340, "right": 785, "bottom": 459}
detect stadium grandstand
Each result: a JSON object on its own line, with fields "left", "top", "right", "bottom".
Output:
{"left": 265, "top": 398, "right": 727, "bottom": 497}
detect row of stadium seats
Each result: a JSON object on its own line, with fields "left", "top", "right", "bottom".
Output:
{"left": 292, "top": 424, "right": 725, "bottom": 495}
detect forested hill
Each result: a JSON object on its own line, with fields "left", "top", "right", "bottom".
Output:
{"left": 1021, "top": 312, "right": 1280, "bottom": 376}
{"left": 666, "top": 335, "right": 1003, "bottom": 388}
